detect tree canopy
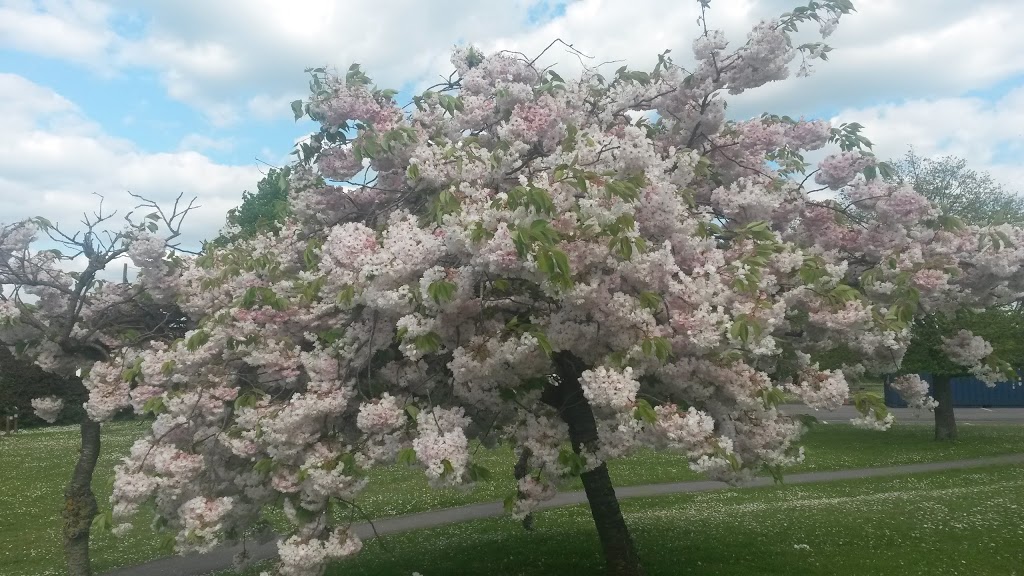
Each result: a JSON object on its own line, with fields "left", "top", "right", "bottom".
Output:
{"left": 215, "top": 166, "right": 292, "bottom": 245}
{"left": 891, "top": 149, "right": 1024, "bottom": 226}
{"left": 9, "top": 2, "right": 1024, "bottom": 575}
{"left": 893, "top": 151, "right": 1024, "bottom": 377}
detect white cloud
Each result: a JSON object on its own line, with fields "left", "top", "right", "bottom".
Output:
{"left": 0, "top": 73, "right": 262, "bottom": 248}
{"left": 246, "top": 92, "right": 303, "bottom": 122}
{"left": 178, "top": 133, "right": 235, "bottom": 153}
{"left": 7, "top": 0, "right": 1023, "bottom": 130}
{"left": 4, "top": 0, "right": 1023, "bottom": 221}
{"left": 106, "top": 0, "right": 544, "bottom": 123}
{"left": 724, "top": 0, "right": 1024, "bottom": 118}
{"left": 832, "top": 87, "right": 1024, "bottom": 191}
{"left": 0, "top": 0, "right": 117, "bottom": 69}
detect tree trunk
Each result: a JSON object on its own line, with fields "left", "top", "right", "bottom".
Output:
{"left": 514, "top": 447, "right": 535, "bottom": 530}
{"left": 64, "top": 418, "right": 101, "bottom": 576}
{"left": 546, "top": 352, "right": 645, "bottom": 576}
{"left": 933, "top": 375, "right": 957, "bottom": 442}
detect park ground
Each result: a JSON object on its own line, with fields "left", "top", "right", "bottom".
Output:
{"left": 1, "top": 419, "right": 1023, "bottom": 575}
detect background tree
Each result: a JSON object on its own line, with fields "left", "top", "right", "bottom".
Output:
{"left": 892, "top": 149, "right": 1024, "bottom": 225}
{"left": 887, "top": 150, "right": 1024, "bottom": 440}
{"left": 0, "top": 346, "right": 86, "bottom": 425}
{"left": 99, "top": 3, "right": 1024, "bottom": 576}
{"left": 0, "top": 195, "right": 194, "bottom": 576}
{"left": 213, "top": 166, "right": 292, "bottom": 246}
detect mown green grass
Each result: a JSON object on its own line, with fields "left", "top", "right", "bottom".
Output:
{"left": 316, "top": 464, "right": 1024, "bottom": 576}
{"left": 353, "top": 421, "right": 1024, "bottom": 518}
{"left": 1, "top": 420, "right": 1021, "bottom": 575}
{"left": 0, "top": 420, "right": 159, "bottom": 575}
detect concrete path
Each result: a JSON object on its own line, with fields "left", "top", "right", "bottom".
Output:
{"left": 783, "top": 404, "right": 1024, "bottom": 424}
{"left": 101, "top": 452, "right": 1024, "bottom": 576}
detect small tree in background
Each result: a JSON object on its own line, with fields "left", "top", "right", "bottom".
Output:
{"left": 214, "top": 166, "right": 292, "bottom": 246}
{"left": 0, "top": 194, "right": 194, "bottom": 576}
{"left": 887, "top": 150, "right": 1024, "bottom": 440}
{"left": 892, "top": 149, "right": 1024, "bottom": 226}
{"left": 0, "top": 346, "right": 86, "bottom": 426}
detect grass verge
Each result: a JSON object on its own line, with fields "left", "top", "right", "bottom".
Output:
{"left": 319, "top": 464, "right": 1024, "bottom": 576}
{"left": 1, "top": 420, "right": 1021, "bottom": 575}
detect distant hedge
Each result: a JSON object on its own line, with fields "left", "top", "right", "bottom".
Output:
{"left": 0, "top": 347, "right": 87, "bottom": 427}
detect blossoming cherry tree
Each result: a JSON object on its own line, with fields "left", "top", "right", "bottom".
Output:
{"left": 98, "top": 2, "right": 1024, "bottom": 575}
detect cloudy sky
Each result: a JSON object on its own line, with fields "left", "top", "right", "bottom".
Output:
{"left": 2, "top": 0, "right": 1023, "bottom": 248}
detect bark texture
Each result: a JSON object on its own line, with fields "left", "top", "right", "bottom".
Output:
{"left": 544, "top": 352, "right": 645, "bottom": 576}
{"left": 933, "top": 375, "right": 958, "bottom": 442}
{"left": 64, "top": 418, "right": 101, "bottom": 576}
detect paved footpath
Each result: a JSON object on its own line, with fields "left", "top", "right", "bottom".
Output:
{"left": 784, "top": 405, "right": 1024, "bottom": 424}
{"left": 102, "top": 452, "right": 1024, "bottom": 576}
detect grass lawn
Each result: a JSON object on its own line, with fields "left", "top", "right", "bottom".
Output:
{"left": 315, "top": 464, "right": 1024, "bottom": 576}
{"left": 1, "top": 420, "right": 1021, "bottom": 575}
{"left": 353, "top": 421, "right": 1024, "bottom": 518}
{"left": 0, "top": 420, "right": 159, "bottom": 576}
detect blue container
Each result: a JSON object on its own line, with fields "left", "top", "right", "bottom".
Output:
{"left": 884, "top": 373, "right": 1024, "bottom": 408}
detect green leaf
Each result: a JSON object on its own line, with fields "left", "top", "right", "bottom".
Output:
{"left": 142, "top": 396, "right": 166, "bottom": 416}
{"left": 337, "top": 284, "right": 356, "bottom": 306}
{"left": 185, "top": 330, "right": 210, "bottom": 352}
{"left": 160, "top": 360, "right": 176, "bottom": 376}
{"left": 158, "top": 533, "right": 177, "bottom": 554}
{"left": 793, "top": 413, "right": 819, "bottom": 428}
{"left": 253, "top": 458, "right": 276, "bottom": 475}
{"left": 427, "top": 280, "right": 458, "bottom": 304}
{"left": 437, "top": 94, "right": 463, "bottom": 117}
{"left": 302, "top": 239, "right": 322, "bottom": 270}
{"left": 91, "top": 509, "right": 113, "bottom": 534}
{"left": 653, "top": 337, "right": 671, "bottom": 362}
{"left": 557, "top": 447, "right": 587, "bottom": 476}
{"left": 877, "top": 161, "right": 895, "bottom": 180}
{"left": 397, "top": 447, "right": 418, "bottom": 466}
{"left": 290, "top": 99, "right": 304, "bottom": 121}
{"left": 633, "top": 399, "right": 657, "bottom": 424}
{"left": 730, "top": 315, "right": 752, "bottom": 343}
{"left": 413, "top": 332, "right": 443, "bottom": 354}
{"left": 338, "top": 452, "right": 363, "bottom": 477}
{"left": 760, "top": 387, "right": 787, "bottom": 408}
{"left": 404, "top": 404, "right": 420, "bottom": 421}
{"left": 121, "top": 359, "right": 143, "bottom": 383}
{"left": 532, "top": 330, "right": 553, "bottom": 357}
{"left": 441, "top": 458, "right": 456, "bottom": 478}
{"left": 852, "top": 391, "right": 888, "bottom": 419}
{"left": 549, "top": 249, "right": 572, "bottom": 287}
{"left": 764, "top": 463, "right": 785, "bottom": 485}
{"left": 828, "top": 284, "right": 862, "bottom": 304}
{"left": 638, "top": 291, "right": 662, "bottom": 311}
{"left": 468, "top": 463, "right": 492, "bottom": 482}
{"left": 641, "top": 339, "right": 654, "bottom": 357}
{"left": 234, "top": 391, "right": 261, "bottom": 411}
{"left": 860, "top": 267, "right": 880, "bottom": 288}
{"left": 562, "top": 123, "right": 578, "bottom": 152}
